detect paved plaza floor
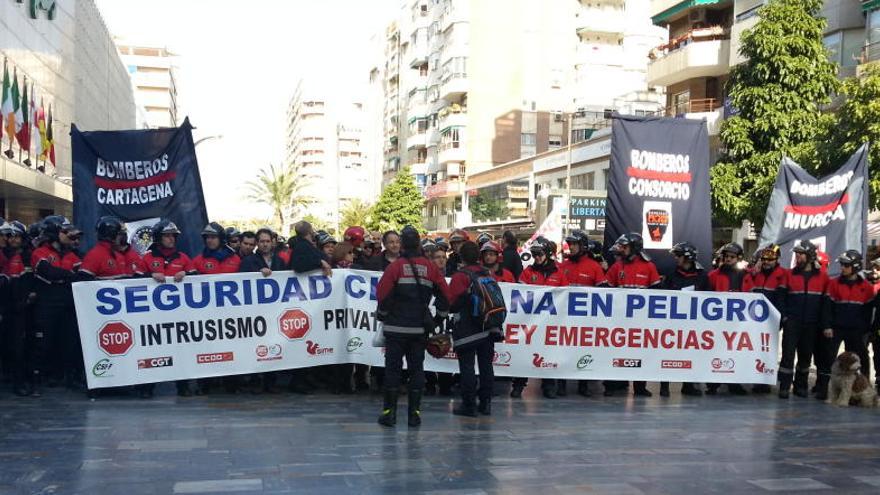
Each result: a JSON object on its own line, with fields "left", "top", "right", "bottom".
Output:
{"left": 2, "top": 381, "right": 880, "bottom": 494}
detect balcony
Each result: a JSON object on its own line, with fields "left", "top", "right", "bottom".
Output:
{"left": 857, "top": 41, "right": 880, "bottom": 77}
{"left": 647, "top": 30, "right": 730, "bottom": 86}
{"left": 576, "top": 8, "right": 625, "bottom": 35}
{"left": 576, "top": 44, "right": 625, "bottom": 67}
{"left": 408, "top": 100, "right": 428, "bottom": 118}
{"left": 660, "top": 98, "right": 724, "bottom": 135}
{"left": 425, "top": 179, "right": 462, "bottom": 200}
{"left": 440, "top": 74, "right": 468, "bottom": 101}
{"left": 409, "top": 42, "right": 429, "bottom": 68}
{"left": 407, "top": 132, "right": 428, "bottom": 149}
{"left": 439, "top": 143, "right": 465, "bottom": 164}
{"left": 438, "top": 109, "right": 466, "bottom": 130}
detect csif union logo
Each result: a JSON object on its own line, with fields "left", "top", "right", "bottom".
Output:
{"left": 532, "top": 353, "right": 558, "bottom": 369}
{"left": 492, "top": 351, "right": 512, "bottom": 367}
{"left": 711, "top": 357, "right": 736, "bottom": 373}
{"left": 92, "top": 359, "right": 113, "bottom": 377}
{"left": 576, "top": 354, "right": 594, "bottom": 370}
{"left": 255, "top": 344, "right": 283, "bottom": 362}
{"left": 306, "top": 340, "right": 334, "bottom": 356}
{"left": 755, "top": 359, "right": 775, "bottom": 375}
{"left": 346, "top": 337, "right": 364, "bottom": 353}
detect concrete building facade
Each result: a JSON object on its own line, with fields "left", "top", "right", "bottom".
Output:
{"left": 116, "top": 40, "right": 178, "bottom": 128}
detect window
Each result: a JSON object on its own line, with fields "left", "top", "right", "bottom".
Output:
{"left": 672, "top": 91, "right": 691, "bottom": 115}
{"left": 441, "top": 126, "right": 463, "bottom": 150}
{"left": 824, "top": 32, "right": 842, "bottom": 65}
{"left": 520, "top": 133, "right": 536, "bottom": 146}
{"left": 871, "top": 9, "right": 880, "bottom": 45}
{"left": 571, "top": 172, "right": 595, "bottom": 190}
{"left": 548, "top": 135, "right": 562, "bottom": 148}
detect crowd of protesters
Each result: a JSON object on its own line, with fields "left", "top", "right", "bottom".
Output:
{"left": 0, "top": 215, "right": 877, "bottom": 428}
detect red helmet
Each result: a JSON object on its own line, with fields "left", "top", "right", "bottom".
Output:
{"left": 343, "top": 226, "right": 365, "bottom": 247}
{"left": 480, "top": 241, "right": 501, "bottom": 254}
{"left": 449, "top": 229, "right": 469, "bottom": 243}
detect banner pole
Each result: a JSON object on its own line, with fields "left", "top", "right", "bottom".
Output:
{"left": 565, "top": 113, "right": 573, "bottom": 239}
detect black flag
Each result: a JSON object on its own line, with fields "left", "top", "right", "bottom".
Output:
{"left": 604, "top": 115, "right": 712, "bottom": 274}
{"left": 71, "top": 118, "right": 209, "bottom": 256}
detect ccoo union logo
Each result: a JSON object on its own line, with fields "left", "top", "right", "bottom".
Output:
{"left": 661, "top": 360, "right": 692, "bottom": 369}
{"left": 577, "top": 354, "right": 594, "bottom": 370}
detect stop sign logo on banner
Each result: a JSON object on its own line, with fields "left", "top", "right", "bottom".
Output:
{"left": 279, "top": 309, "right": 311, "bottom": 340}
{"left": 98, "top": 322, "right": 134, "bottom": 356}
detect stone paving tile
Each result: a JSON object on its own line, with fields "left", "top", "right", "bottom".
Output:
{"left": 173, "top": 479, "right": 263, "bottom": 493}
{"left": 747, "top": 477, "right": 834, "bottom": 491}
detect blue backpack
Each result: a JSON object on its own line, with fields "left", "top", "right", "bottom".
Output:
{"left": 466, "top": 269, "right": 508, "bottom": 331}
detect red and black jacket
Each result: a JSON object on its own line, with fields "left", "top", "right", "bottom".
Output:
{"left": 487, "top": 265, "right": 515, "bottom": 283}
{"left": 661, "top": 266, "right": 709, "bottom": 291}
{"left": 822, "top": 274, "right": 875, "bottom": 331}
{"left": 708, "top": 265, "right": 753, "bottom": 292}
{"left": 785, "top": 266, "right": 829, "bottom": 324}
{"left": 143, "top": 247, "right": 191, "bottom": 276}
{"left": 561, "top": 255, "right": 607, "bottom": 287}
{"left": 520, "top": 260, "right": 568, "bottom": 286}
{"left": 749, "top": 264, "right": 788, "bottom": 314}
{"left": 79, "top": 241, "right": 129, "bottom": 280}
{"left": 376, "top": 254, "right": 450, "bottom": 337}
{"left": 605, "top": 257, "right": 660, "bottom": 289}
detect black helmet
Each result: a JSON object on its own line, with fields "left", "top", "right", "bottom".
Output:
{"left": 28, "top": 222, "right": 41, "bottom": 241}
{"left": 670, "top": 241, "right": 699, "bottom": 261}
{"left": 315, "top": 230, "right": 337, "bottom": 248}
{"left": 565, "top": 229, "right": 588, "bottom": 246}
{"left": 719, "top": 242, "right": 744, "bottom": 258}
{"left": 151, "top": 219, "right": 181, "bottom": 241}
{"left": 613, "top": 232, "right": 646, "bottom": 260}
{"left": 9, "top": 221, "right": 26, "bottom": 237}
{"left": 434, "top": 237, "right": 450, "bottom": 252}
{"left": 202, "top": 222, "right": 227, "bottom": 243}
{"left": 586, "top": 239, "right": 604, "bottom": 261}
{"left": 401, "top": 225, "right": 421, "bottom": 251}
{"left": 421, "top": 238, "right": 438, "bottom": 254}
{"left": 529, "top": 240, "right": 547, "bottom": 256}
{"left": 476, "top": 232, "right": 493, "bottom": 247}
{"left": 40, "top": 215, "right": 68, "bottom": 242}
{"left": 225, "top": 227, "right": 241, "bottom": 241}
{"left": 792, "top": 240, "right": 818, "bottom": 260}
{"left": 838, "top": 249, "right": 863, "bottom": 271}
{"left": 96, "top": 216, "right": 124, "bottom": 242}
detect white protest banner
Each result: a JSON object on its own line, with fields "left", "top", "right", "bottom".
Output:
{"left": 73, "top": 269, "right": 780, "bottom": 389}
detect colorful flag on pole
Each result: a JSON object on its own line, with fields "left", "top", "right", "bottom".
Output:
{"left": 47, "top": 104, "right": 55, "bottom": 166}
{"left": 35, "top": 96, "right": 47, "bottom": 160}
{"left": 15, "top": 76, "right": 29, "bottom": 151}
{"left": 32, "top": 88, "right": 43, "bottom": 158}
{"left": 1, "top": 65, "right": 15, "bottom": 148}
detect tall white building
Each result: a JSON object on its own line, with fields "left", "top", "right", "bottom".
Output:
{"left": 286, "top": 78, "right": 376, "bottom": 231}
{"left": 115, "top": 40, "right": 178, "bottom": 128}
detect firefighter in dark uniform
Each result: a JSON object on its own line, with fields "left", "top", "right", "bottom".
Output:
{"left": 604, "top": 233, "right": 661, "bottom": 397}
{"left": 375, "top": 225, "right": 450, "bottom": 427}
{"left": 818, "top": 250, "right": 875, "bottom": 399}
{"left": 561, "top": 231, "right": 607, "bottom": 398}
{"left": 779, "top": 240, "right": 828, "bottom": 399}
{"left": 30, "top": 216, "right": 77, "bottom": 395}
{"left": 448, "top": 241, "right": 501, "bottom": 416}
{"left": 142, "top": 220, "right": 192, "bottom": 397}
{"left": 868, "top": 258, "right": 880, "bottom": 393}
{"left": 659, "top": 241, "right": 709, "bottom": 397}
{"left": 706, "top": 242, "right": 753, "bottom": 395}
{"left": 749, "top": 244, "right": 788, "bottom": 394}
{"left": 4, "top": 221, "right": 35, "bottom": 396}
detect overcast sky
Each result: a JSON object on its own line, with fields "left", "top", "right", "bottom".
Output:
{"left": 96, "top": 0, "right": 395, "bottom": 221}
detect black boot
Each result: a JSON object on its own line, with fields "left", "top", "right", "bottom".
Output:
{"left": 556, "top": 380, "right": 567, "bottom": 397}
{"left": 752, "top": 384, "right": 772, "bottom": 394}
{"left": 542, "top": 387, "right": 557, "bottom": 399}
{"left": 633, "top": 383, "right": 652, "bottom": 397}
{"left": 378, "top": 390, "right": 398, "bottom": 427}
{"left": 453, "top": 396, "right": 478, "bottom": 417}
{"left": 577, "top": 382, "right": 592, "bottom": 398}
{"left": 705, "top": 384, "right": 719, "bottom": 395}
{"left": 728, "top": 384, "right": 748, "bottom": 396}
{"left": 478, "top": 398, "right": 491, "bottom": 416}
{"left": 778, "top": 372, "right": 793, "bottom": 399}
{"left": 659, "top": 382, "right": 670, "bottom": 397}
{"left": 793, "top": 371, "right": 809, "bottom": 398}
{"left": 408, "top": 390, "right": 422, "bottom": 427}
{"left": 681, "top": 383, "right": 703, "bottom": 396}
{"left": 815, "top": 374, "right": 830, "bottom": 401}
{"left": 510, "top": 386, "right": 523, "bottom": 398}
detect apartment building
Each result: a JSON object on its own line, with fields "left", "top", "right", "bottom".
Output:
{"left": 116, "top": 39, "right": 178, "bottom": 128}
{"left": 286, "top": 79, "right": 376, "bottom": 231}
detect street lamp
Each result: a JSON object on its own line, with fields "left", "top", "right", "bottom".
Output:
{"left": 194, "top": 134, "right": 223, "bottom": 147}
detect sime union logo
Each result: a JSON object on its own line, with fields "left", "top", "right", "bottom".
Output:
{"left": 532, "top": 353, "right": 558, "bottom": 369}
{"left": 755, "top": 359, "right": 775, "bottom": 375}
{"left": 576, "top": 354, "right": 594, "bottom": 370}
{"left": 92, "top": 358, "right": 113, "bottom": 377}
{"left": 306, "top": 340, "right": 334, "bottom": 356}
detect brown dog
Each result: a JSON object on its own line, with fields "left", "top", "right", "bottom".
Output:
{"left": 828, "top": 351, "right": 878, "bottom": 408}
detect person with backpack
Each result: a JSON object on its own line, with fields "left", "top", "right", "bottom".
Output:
{"left": 448, "top": 241, "right": 507, "bottom": 416}
{"left": 517, "top": 239, "right": 568, "bottom": 399}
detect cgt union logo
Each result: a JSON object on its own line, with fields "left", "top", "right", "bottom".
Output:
{"left": 532, "top": 353, "right": 558, "bottom": 369}
{"left": 755, "top": 359, "right": 775, "bottom": 375}
{"left": 255, "top": 344, "right": 283, "bottom": 362}
{"left": 197, "top": 352, "right": 234, "bottom": 364}
{"left": 661, "top": 360, "right": 692, "bottom": 369}
{"left": 711, "top": 357, "right": 736, "bottom": 373}
{"left": 137, "top": 356, "right": 173, "bottom": 369}
{"left": 492, "top": 351, "right": 512, "bottom": 367}
{"left": 306, "top": 340, "right": 334, "bottom": 356}
{"left": 612, "top": 358, "right": 642, "bottom": 368}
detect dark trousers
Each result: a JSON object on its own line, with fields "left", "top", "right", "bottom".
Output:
{"left": 383, "top": 334, "right": 426, "bottom": 392}
{"left": 543, "top": 379, "right": 565, "bottom": 391}
{"left": 32, "top": 301, "right": 65, "bottom": 382}
{"left": 872, "top": 336, "right": 880, "bottom": 387}
{"left": 818, "top": 327, "right": 870, "bottom": 378}
{"left": 426, "top": 371, "right": 454, "bottom": 392}
{"left": 779, "top": 320, "right": 818, "bottom": 378}
{"left": 456, "top": 340, "right": 494, "bottom": 403}
{"left": 512, "top": 377, "right": 528, "bottom": 389}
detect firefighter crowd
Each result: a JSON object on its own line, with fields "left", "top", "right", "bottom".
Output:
{"left": 0, "top": 215, "right": 876, "bottom": 428}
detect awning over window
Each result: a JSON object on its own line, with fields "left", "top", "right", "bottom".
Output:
{"left": 652, "top": 0, "right": 725, "bottom": 25}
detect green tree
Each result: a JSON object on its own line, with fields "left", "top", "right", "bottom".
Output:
{"left": 819, "top": 65, "right": 880, "bottom": 209}
{"left": 710, "top": 0, "right": 840, "bottom": 228}
{"left": 469, "top": 194, "right": 509, "bottom": 222}
{"left": 340, "top": 199, "right": 375, "bottom": 230}
{"left": 245, "top": 163, "right": 312, "bottom": 235}
{"left": 370, "top": 167, "right": 425, "bottom": 231}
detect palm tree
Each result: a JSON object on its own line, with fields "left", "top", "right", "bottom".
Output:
{"left": 245, "top": 163, "right": 311, "bottom": 234}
